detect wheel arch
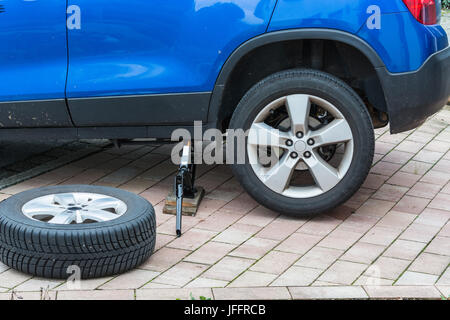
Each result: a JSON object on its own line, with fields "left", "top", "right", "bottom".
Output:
{"left": 207, "top": 28, "right": 389, "bottom": 131}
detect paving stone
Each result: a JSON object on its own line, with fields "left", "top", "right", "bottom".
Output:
{"left": 100, "top": 269, "right": 159, "bottom": 290}
{"left": 184, "top": 242, "right": 235, "bottom": 265}
{"left": 413, "top": 150, "right": 444, "bottom": 163}
{"left": 362, "top": 173, "right": 388, "bottom": 190}
{"left": 276, "top": 232, "right": 323, "bottom": 255}
{"left": 407, "top": 182, "right": 442, "bottom": 199}
{"left": 383, "top": 240, "right": 426, "bottom": 261}
{"left": 375, "top": 211, "right": 416, "bottom": 231}
{"left": 383, "top": 150, "right": 414, "bottom": 165}
{"left": 228, "top": 237, "right": 279, "bottom": 260}
{"left": 255, "top": 217, "right": 305, "bottom": 241}
{"left": 238, "top": 206, "right": 279, "bottom": 227}
{"left": 140, "top": 247, "right": 191, "bottom": 272}
{"left": 57, "top": 290, "right": 134, "bottom": 300}
{"left": 150, "top": 262, "right": 208, "bottom": 287}
{"left": 341, "top": 242, "right": 385, "bottom": 264}
{"left": 202, "top": 256, "right": 255, "bottom": 282}
{"left": 360, "top": 226, "right": 401, "bottom": 246}
{"left": 0, "top": 291, "right": 57, "bottom": 300}
{"left": 438, "top": 267, "right": 450, "bottom": 285}
{"left": 229, "top": 271, "right": 277, "bottom": 287}
{"left": 372, "top": 184, "right": 409, "bottom": 202}
{"left": 353, "top": 276, "right": 393, "bottom": 286}
{"left": 136, "top": 288, "right": 213, "bottom": 300}
{"left": 355, "top": 198, "right": 395, "bottom": 218}
{"left": 213, "top": 287, "right": 291, "bottom": 300}
{"left": 395, "top": 271, "right": 439, "bottom": 286}
{"left": 364, "top": 285, "right": 441, "bottom": 299}
{"left": 365, "top": 257, "right": 410, "bottom": 280}
{"left": 318, "top": 228, "right": 362, "bottom": 251}
{"left": 370, "top": 161, "right": 402, "bottom": 177}
{"left": 428, "top": 193, "right": 450, "bottom": 212}
{"left": 436, "top": 285, "right": 450, "bottom": 298}
{"left": 400, "top": 222, "right": 441, "bottom": 243}
{"left": 295, "top": 246, "right": 344, "bottom": 270}
{"left": 318, "top": 260, "right": 367, "bottom": 285}
{"left": 213, "top": 223, "right": 261, "bottom": 245}
{"left": 401, "top": 161, "right": 433, "bottom": 175}
{"left": 387, "top": 172, "right": 421, "bottom": 188}
{"left": 420, "top": 170, "right": 450, "bottom": 187}
{"left": 195, "top": 211, "right": 242, "bottom": 232}
{"left": 289, "top": 286, "right": 368, "bottom": 300}
{"left": 425, "top": 236, "right": 450, "bottom": 256}
{"left": 271, "top": 266, "right": 322, "bottom": 287}
{"left": 166, "top": 228, "right": 217, "bottom": 251}
{"left": 185, "top": 278, "right": 229, "bottom": 288}
{"left": 297, "top": 215, "right": 342, "bottom": 236}
{"left": 250, "top": 251, "right": 300, "bottom": 275}
{"left": 393, "top": 195, "right": 430, "bottom": 214}
{"left": 0, "top": 269, "right": 32, "bottom": 288}
{"left": 14, "top": 278, "right": 63, "bottom": 292}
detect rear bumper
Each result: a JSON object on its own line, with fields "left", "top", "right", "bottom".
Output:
{"left": 377, "top": 46, "right": 450, "bottom": 134}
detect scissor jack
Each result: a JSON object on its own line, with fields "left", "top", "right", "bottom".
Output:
{"left": 163, "top": 141, "right": 204, "bottom": 237}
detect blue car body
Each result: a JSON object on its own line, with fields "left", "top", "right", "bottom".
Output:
{"left": 0, "top": 0, "right": 448, "bottom": 135}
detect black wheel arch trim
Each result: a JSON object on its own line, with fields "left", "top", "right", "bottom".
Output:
{"left": 207, "top": 28, "right": 386, "bottom": 126}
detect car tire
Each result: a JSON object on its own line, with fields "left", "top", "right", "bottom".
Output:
{"left": 229, "top": 69, "right": 374, "bottom": 217}
{"left": 0, "top": 185, "right": 156, "bottom": 279}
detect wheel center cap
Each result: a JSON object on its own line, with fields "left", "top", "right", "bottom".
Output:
{"left": 294, "top": 140, "right": 307, "bottom": 153}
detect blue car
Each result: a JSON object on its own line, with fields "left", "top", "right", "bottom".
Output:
{"left": 0, "top": 0, "right": 449, "bottom": 216}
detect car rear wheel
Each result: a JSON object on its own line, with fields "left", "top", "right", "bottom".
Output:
{"left": 229, "top": 69, "right": 374, "bottom": 216}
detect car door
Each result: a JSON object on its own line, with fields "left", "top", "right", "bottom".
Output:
{"left": 66, "top": 0, "right": 277, "bottom": 127}
{"left": 0, "top": 0, "right": 72, "bottom": 128}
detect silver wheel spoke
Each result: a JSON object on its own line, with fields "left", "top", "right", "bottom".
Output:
{"left": 48, "top": 210, "right": 75, "bottom": 224}
{"left": 303, "top": 152, "right": 341, "bottom": 192}
{"left": 286, "top": 94, "right": 311, "bottom": 135}
{"left": 22, "top": 204, "right": 65, "bottom": 216}
{"left": 248, "top": 123, "right": 291, "bottom": 149}
{"left": 87, "top": 197, "right": 122, "bottom": 210}
{"left": 260, "top": 153, "right": 298, "bottom": 193}
{"left": 81, "top": 209, "right": 119, "bottom": 222}
{"left": 310, "top": 119, "right": 353, "bottom": 147}
{"left": 53, "top": 193, "right": 77, "bottom": 206}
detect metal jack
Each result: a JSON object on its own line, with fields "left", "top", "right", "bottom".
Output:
{"left": 174, "top": 141, "right": 197, "bottom": 237}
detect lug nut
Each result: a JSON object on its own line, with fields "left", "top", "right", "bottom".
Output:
{"left": 307, "top": 138, "right": 315, "bottom": 146}
{"left": 290, "top": 152, "right": 298, "bottom": 159}
{"left": 286, "top": 139, "right": 293, "bottom": 147}
{"left": 296, "top": 131, "right": 304, "bottom": 139}
{"left": 303, "top": 151, "right": 312, "bottom": 158}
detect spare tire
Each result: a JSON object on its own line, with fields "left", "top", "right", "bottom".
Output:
{"left": 0, "top": 185, "right": 156, "bottom": 279}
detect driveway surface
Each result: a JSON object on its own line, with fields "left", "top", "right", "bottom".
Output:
{"left": 0, "top": 105, "right": 449, "bottom": 300}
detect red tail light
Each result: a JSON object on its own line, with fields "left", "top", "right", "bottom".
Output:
{"left": 402, "top": 0, "right": 440, "bottom": 25}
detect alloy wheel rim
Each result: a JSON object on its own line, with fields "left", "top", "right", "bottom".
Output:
{"left": 247, "top": 94, "right": 354, "bottom": 198}
{"left": 22, "top": 192, "right": 127, "bottom": 224}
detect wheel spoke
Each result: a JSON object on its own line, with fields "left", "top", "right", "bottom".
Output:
{"left": 48, "top": 210, "right": 75, "bottom": 224}
{"left": 81, "top": 209, "right": 119, "bottom": 222}
{"left": 303, "top": 152, "right": 341, "bottom": 192}
{"left": 22, "top": 204, "right": 65, "bottom": 216}
{"left": 87, "top": 197, "right": 121, "bottom": 210}
{"left": 309, "top": 119, "right": 353, "bottom": 147}
{"left": 286, "top": 94, "right": 311, "bottom": 135}
{"left": 260, "top": 153, "right": 299, "bottom": 193}
{"left": 53, "top": 193, "right": 77, "bottom": 206}
{"left": 248, "top": 123, "right": 291, "bottom": 149}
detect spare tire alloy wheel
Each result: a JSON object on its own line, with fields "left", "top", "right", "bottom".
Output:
{"left": 0, "top": 185, "right": 156, "bottom": 279}
{"left": 230, "top": 69, "right": 374, "bottom": 216}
